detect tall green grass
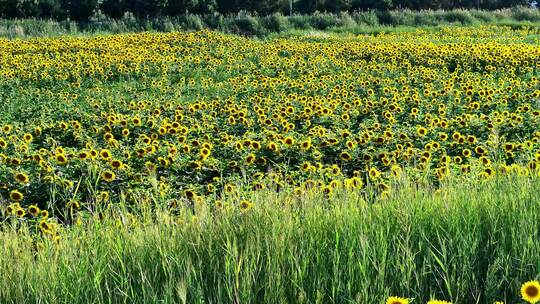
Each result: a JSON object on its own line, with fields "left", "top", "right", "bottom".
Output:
{"left": 1, "top": 7, "right": 540, "bottom": 38}
{"left": 1, "top": 176, "right": 539, "bottom": 303}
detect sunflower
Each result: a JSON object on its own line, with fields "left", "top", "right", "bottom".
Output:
{"left": 110, "top": 159, "right": 123, "bottom": 169}
{"left": 9, "top": 190, "right": 24, "bottom": 202}
{"left": 322, "top": 185, "right": 333, "bottom": 195}
{"left": 300, "top": 162, "right": 311, "bottom": 172}
{"left": 14, "top": 172, "right": 29, "bottom": 184}
{"left": 38, "top": 219, "right": 50, "bottom": 232}
{"left": 2, "top": 124, "right": 12, "bottom": 133}
{"left": 6, "top": 204, "right": 15, "bottom": 215}
{"left": 28, "top": 205, "right": 40, "bottom": 217}
{"left": 101, "top": 170, "right": 116, "bottom": 182}
{"left": 100, "top": 191, "right": 110, "bottom": 201}
{"left": 417, "top": 126, "right": 428, "bottom": 137}
{"left": 99, "top": 149, "right": 112, "bottom": 160}
{"left": 369, "top": 167, "right": 381, "bottom": 180}
{"left": 251, "top": 141, "right": 261, "bottom": 150}
{"left": 23, "top": 133, "right": 33, "bottom": 143}
{"left": 200, "top": 147, "right": 211, "bottom": 159}
{"left": 67, "top": 200, "right": 81, "bottom": 210}
{"left": 78, "top": 151, "right": 89, "bottom": 159}
{"left": 340, "top": 151, "right": 352, "bottom": 161}
{"left": 15, "top": 208, "right": 26, "bottom": 218}
{"left": 521, "top": 280, "right": 540, "bottom": 304}
{"left": 239, "top": 200, "right": 253, "bottom": 212}
{"left": 224, "top": 183, "right": 236, "bottom": 194}
{"left": 349, "top": 176, "right": 363, "bottom": 189}
{"left": 55, "top": 153, "right": 68, "bottom": 165}
{"left": 299, "top": 139, "right": 311, "bottom": 150}
{"left": 386, "top": 296, "right": 409, "bottom": 304}
{"left": 132, "top": 116, "right": 142, "bottom": 126}
{"left": 390, "top": 165, "right": 402, "bottom": 177}
{"left": 283, "top": 137, "right": 294, "bottom": 146}
{"left": 245, "top": 154, "right": 256, "bottom": 165}
{"left": 184, "top": 189, "right": 196, "bottom": 200}
{"left": 158, "top": 157, "right": 170, "bottom": 168}
{"left": 475, "top": 145, "right": 486, "bottom": 155}
{"left": 267, "top": 141, "right": 278, "bottom": 152}
{"left": 427, "top": 300, "right": 451, "bottom": 304}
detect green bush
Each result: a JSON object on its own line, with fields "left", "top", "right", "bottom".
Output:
{"left": 510, "top": 6, "right": 540, "bottom": 21}
{"left": 234, "top": 14, "right": 266, "bottom": 36}
{"left": 260, "top": 13, "right": 290, "bottom": 33}
{"left": 353, "top": 10, "right": 380, "bottom": 26}
{"left": 202, "top": 14, "right": 225, "bottom": 30}
{"left": 288, "top": 15, "right": 313, "bottom": 30}
{"left": 309, "top": 12, "right": 343, "bottom": 30}
{"left": 177, "top": 14, "right": 205, "bottom": 30}
{"left": 469, "top": 9, "right": 498, "bottom": 22}
{"left": 442, "top": 9, "right": 476, "bottom": 24}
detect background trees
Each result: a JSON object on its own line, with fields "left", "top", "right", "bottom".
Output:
{"left": 0, "top": 0, "right": 534, "bottom": 21}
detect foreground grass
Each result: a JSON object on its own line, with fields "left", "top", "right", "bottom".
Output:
{"left": 1, "top": 176, "right": 539, "bottom": 304}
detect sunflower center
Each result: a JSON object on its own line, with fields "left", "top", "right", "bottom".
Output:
{"left": 526, "top": 285, "right": 539, "bottom": 297}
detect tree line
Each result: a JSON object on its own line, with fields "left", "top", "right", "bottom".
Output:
{"left": 0, "top": 0, "right": 533, "bottom": 21}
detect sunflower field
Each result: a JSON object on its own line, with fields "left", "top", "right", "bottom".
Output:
{"left": 1, "top": 25, "right": 540, "bottom": 303}
{"left": 2, "top": 26, "right": 540, "bottom": 221}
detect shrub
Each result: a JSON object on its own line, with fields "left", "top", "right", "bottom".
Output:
{"left": 234, "top": 14, "right": 266, "bottom": 36}
{"left": 353, "top": 10, "right": 380, "bottom": 26}
{"left": 288, "top": 15, "right": 312, "bottom": 30}
{"left": 443, "top": 9, "right": 476, "bottom": 24}
{"left": 177, "top": 14, "right": 205, "bottom": 30}
{"left": 260, "top": 13, "right": 290, "bottom": 32}
{"left": 309, "top": 12, "right": 342, "bottom": 29}
{"left": 510, "top": 6, "right": 540, "bottom": 21}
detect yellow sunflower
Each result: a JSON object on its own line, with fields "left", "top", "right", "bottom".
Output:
{"left": 522, "top": 280, "right": 540, "bottom": 304}
{"left": 386, "top": 296, "right": 409, "bottom": 304}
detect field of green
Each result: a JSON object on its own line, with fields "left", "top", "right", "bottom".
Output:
{"left": 1, "top": 23, "right": 540, "bottom": 303}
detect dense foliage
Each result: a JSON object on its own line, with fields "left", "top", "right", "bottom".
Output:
{"left": 0, "top": 0, "right": 535, "bottom": 20}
